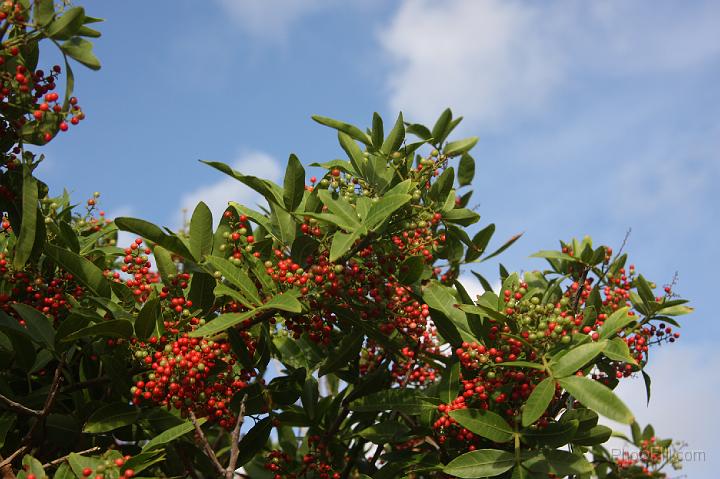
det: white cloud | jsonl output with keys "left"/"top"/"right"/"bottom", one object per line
{"left": 379, "top": 0, "right": 720, "bottom": 127}
{"left": 176, "top": 150, "right": 282, "bottom": 228}
{"left": 604, "top": 343, "right": 720, "bottom": 477}
{"left": 215, "top": 0, "right": 334, "bottom": 40}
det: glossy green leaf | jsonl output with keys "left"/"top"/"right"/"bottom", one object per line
{"left": 44, "top": 244, "right": 110, "bottom": 298}
{"left": 329, "top": 229, "right": 363, "bottom": 262}
{"left": 318, "top": 190, "right": 361, "bottom": 229}
{"left": 205, "top": 255, "right": 261, "bottom": 305}
{"left": 13, "top": 167, "right": 38, "bottom": 269}
{"left": 522, "top": 419, "right": 578, "bottom": 447}
{"left": 134, "top": 297, "right": 160, "bottom": 339}
{"left": 437, "top": 361, "right": 460, "bottom": 405}
{"left": 551, "top": 341, "right": 606, "bottom": 378}
{"left": 46, "top": 6, "right": 84, "bottom": 39}
{"left": 236, "top": 417, "right": 273, "bottom": 467}
{"left": 380, "top": 112, "right": 405, "bottom": 155}
{"left": 397, "top": 255, "right": 425, "bottom": 284}
{"left": 444, "top": 137, "right": 478, "bottom": 157}
{"left": 34, "top": 0, "right": 55, "bottom": 25}
{"left": 365, "top": 194, "right": 411, "bottom": 231}
{"left": 449, "top": 409, "right": 513, "bottom": 442}
{"left": 301, "top": 376, "right": 319, "bottom": 421}
{"left": 458, "top": 153, "right": 475, "bottom": 186}
{"left": 466, "top": 223, "right": 495, "bottom": 262}
{"left": 558, "top": 376, "right": 634, "bottom": 424}
{"left": 443, "top": 449, "right": 515, "bottom": 478}
{"left": 349, "top": 389, "right": 435, "bottom": 414}
{"left": 189, "top": 201, "right": 213, "bottom": 260}
{"left": 11, "top": 303, "right": 55, "bottom": 349}
{"left": 83, "top": 402, "right": 138, "bottom": 433}
{"left": 142, "top": 417, "right": 205, "bottom": 451}
{"left": 60, "top": 319, "right": 133, "bottom": 342}
{"left": 599, "top": 307, "right": 636, "bottom": 339}
{"left": 522, "top": 377, "right": 555, "bottom": 426}
{"left": 153, "top": 245, "right": 177, "bottom": 285}
{"left": 604, "top": 337, "right": 638, "bottom": 365}
{"left": 312, "top": 115, "right": 372, "bottom": 145}
{"left": 283, "top": 153, "right": 305, "bottom": 211}
{"left": 61, "top": 37, "right": 101, "bottom": 70}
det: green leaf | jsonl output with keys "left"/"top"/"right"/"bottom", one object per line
{"left": 437, "top": 361, "right": 460, "bottom": 405}
{"left": 21, "top": 455, "right": 45, "bottom": 479}
{"left": 312, "top": 115, "right": 372, "bottom": 146}
{"left": 429, "top": 167, "right": 454, "bottom": 203}
{"left": 319, "top": 332, "right": 363, "bottom": 376}
{"left": 457, "top": 153, "right": 475, "bottom": 186}
{"left": 542, "top": 449, "right": 594, "bottom": 476}
{"left": 46, "top": 6, "right": 84, "bottom": 39}
{"left": 61, "top": 37, "right": 101, "bottom": 70}
{"left": 236, "top": 417, "right": 273, "bottom": 467}
{"left": 190, "top": 291, "right": 300, "bottom": 337}
{"left": 599, "top": 307, "right": 636, "bottom": 339}
{"left": 60, "top": 319, "right": 133, "bottom": 342}
{"left": 449, "top": 409, "right": 513, "bottom": 443}
{"left": 83, "top": 402, "right": 138, "bottom": 433}
{"left": 423, "top": 282, "right": 472, "bottom": 345}
{"left": 318, "top": 190, "right": 361, "bottom": 229}
{"left": 115, "top": 217, "right": 193, "bottom": 259}
{"left": 349, "top": 389, "right": 435, "bottom": 414}
{"left": 522, "top": 420, "right": 578, "bottom": 448}
{"left": 358, "top": 420, "right": 411, "bottom": 444}
{"left": 371, "top": 112, "right": 384, "bottom": 148}
{"left": 11, "top": 303, "right": 55, "bottom": 349}
{"left": 44, "top": 244, "right": 110, "bottom": 298}
{"left": 642, "top": 370, "right": 652, "bottom": 405}
{"left": 572, "top": 424, "right": 612, "bottom": 446}
{"left": 444, "top": 137, "right": 478, "bottom": 157}
{"left": 338, "top": 131, "right": 367, "bottom": 175}
{"left": 380, "top": 112, "right": 405, "bottom": 155}
{"left": 188, "top": 272, "right": 216, "bottom": 315}
{"left": 530, "top": 250, "right": 581, "bottom": 262}
{"left": 431, "top": 109, "right": 452, "bottom": 146}
{"left": 34, "top": 0, "right": 55, "bottom": 25}
{"left": 443, "top": 449, "right": 515, "bottom": 478}
{"left": 189, "top": 201, "right": 213, "bottom": 260}
{"left": 522, "top": 377, "right": 555, "bottom": 426}
{"left": 329, "top": 229, "right": 363, "bottom": 262}
{"left": 365, "top": 194, "right": 411, "bottom": 231}
{"left": 265, "top": 289, "right": 303, "bottom": 312}
{"left": 142, "top": 418, "right": 205, "bottom": 451}
{"left": 205, "top": 255, "right": 261, "bottom": 305}
{"left": 13, "top": 167, "right": 38, "bottom": 269}
{"left": 301, "top": 376, "right": 319, "bottom": 421}
{"left": 397, "top": 256, "right": 425, "bottom": 285}
{"left": 550, "top": 341, "right": 606, "bottom": 378}
{"left": 466, "top": 223, "right": 495, "bottom": 262}
{"left": 153, "top": 245, "right": 177, "bottom": 285}
{"left": 482, "top": 233, "right": 523, "bottom": 262}
{"left": 135, "top": 297, "right": 160, "bottom": 339}
{"left": 283, "top": 153, "right": 305, "bottom": 211}
{"left": 558, "top": 376, "right": 634, "bottom": 424}
{"left": 604, "top": 337, "right": 638, "bottom": 365}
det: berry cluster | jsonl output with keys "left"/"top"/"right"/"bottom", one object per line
{"left": 130, "top": 333, "right": 254, "bottom": 428}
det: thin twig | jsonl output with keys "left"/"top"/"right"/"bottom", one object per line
{"left": 42, "top": 447, "right": 101, "bottom": 469}
{"left": 226, "top": 394, "right": 248, "bottom": 479}
{"left": 0, "top": 357, "right": 66, "bottom": 470}
{"left": 189, "top": 411, "right": 226, "bottom": 477}
{"left": 0, "top": 394, "right": 41, "bottom": 417}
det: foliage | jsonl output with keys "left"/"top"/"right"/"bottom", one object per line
{"left": 0, "top": 2, "right": 691, "bottom": 478}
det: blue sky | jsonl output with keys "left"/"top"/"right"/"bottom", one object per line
{"left": 36, "top": 1, "right": 719, "bottom": 475}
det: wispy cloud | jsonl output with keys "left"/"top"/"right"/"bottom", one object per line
{"left": 176, "top": 150, "right": 282, "bottom": 228}
{"left": 379, "top": 0, "right": 720, "bottom": 127}
{"left": 215, "top": 0, "right": 336, "bottom": 41}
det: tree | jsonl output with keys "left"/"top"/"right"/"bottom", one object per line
{"left": 0, "top": 2, "right": 690, "bottom": 478}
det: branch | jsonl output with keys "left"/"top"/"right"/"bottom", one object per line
{"left": 226, "top": 394, "right": 248, "bottom": 479}
{"left": 0, "top": 357, "right": 66, "bottom": 470}
{"left": 0, "top": 394, "right": 41, "bottom": 417}
{"left": 189, "top": 411, "right": 226, "bottom": 478}
{"left": 42, "top": 447, "right": 101, "bottom": 469}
